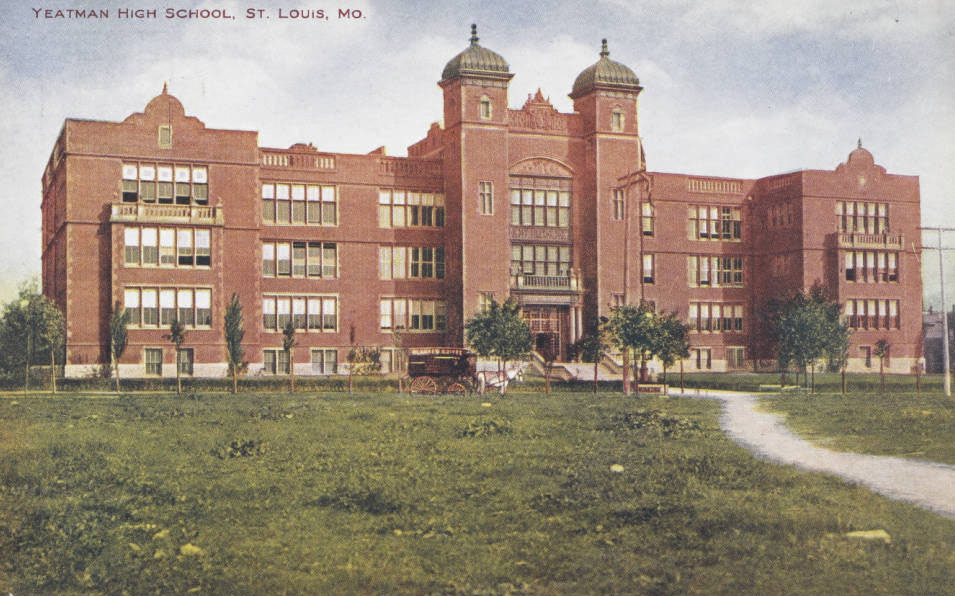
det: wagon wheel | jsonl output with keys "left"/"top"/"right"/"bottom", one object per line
{"left": 446, "top": 382, "right": 468, "bottom": 396}
{"left": 410, "top": 376, "right": 438, "bottom": 395}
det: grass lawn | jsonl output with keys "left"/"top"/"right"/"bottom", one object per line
{"left": 759, "top": 390, "right": 955, "bottom": 466}
{"left": 2, "top": 390, "right": 954, "bottom": 595}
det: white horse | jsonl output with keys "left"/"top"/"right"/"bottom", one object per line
{"left": 476, "top": 363, "right": 526, "bottom": 395}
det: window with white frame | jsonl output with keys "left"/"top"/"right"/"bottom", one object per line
{"left": 641, "top": 202, "right": 654, "bottom": 236}
{"left": 642, "top": 254, "right": 655, "bottom": 284}
{"left": 687, "top": 255, "right": 744, "bottom": 287}
{"left": 511, "top": 244, "right": 571, "bottom": 277}
{"left": 125, "top": 227, "right": 210, "bottom": 268}
{"left": 262, "top": 241, "right": 337, "bottom": 278}
{"left": 688, "top": 302, "right": 744, "bottom": 333}
{"left": 379, "top": 246, "right": 445, "bottom": 280}
{"left": 262, "top": 183, "right": 337, "bottom": 226}
{"left": 836, "top": 201, "right": 888, "bottom": 234}
{"left": 379, "top": 298, "right": 446, "bottom": 332}
{"left": 693, "top": 348, "right": 712, "bottom": 370}
{"left": 177, "top": 348, "right": 193, "bottom": 376}
{"left": 144, "top": 348, "right": 163, "bottom": 376}
{"left": 509, "top": 176, "right": 571, "bottom": 228}
{"left": 844, "top": 298, "right": 899, "bottom": 330}
{"left": 687, "top": 205, "right": 741, "bottom": 241}
{"left": 124, "top": 287, "right": 211, "bottom": 328}
{"left": 378, "top": 189, "right": 445, "bottom": 228}
{"left": 262, "top": 295, "right": 337, "bottom": 332}
{"left": 122, "top": 163, "right": 207, "bottom": 205}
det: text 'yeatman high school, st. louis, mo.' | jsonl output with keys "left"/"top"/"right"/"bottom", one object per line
{"left": 41, "top": 26, "right": 922, "bottom": 379}
{"left": 31, "top": 7, "right": 362, "bottom": 20}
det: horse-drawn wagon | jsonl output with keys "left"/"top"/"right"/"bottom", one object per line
{"left": 406, "top": 348, "right": 477, "bottom": 394}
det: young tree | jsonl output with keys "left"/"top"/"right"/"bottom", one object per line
{"left": 874, "top": 338, "right": 890, "bottom": 393}
{"left": 654, "top": 311, "right": 690, "bottom": 392}
{"left": 772, "top": 286, "right": 848, "bottom": 393}
{"left": 827, "top": 325, "right": 852, "bottom": 395}
{"left": 610, "top": 303, "right": 659, "bottom": 394}
{"left": 0, "top": 282, "right": 64, "bottom": 391}
{"left": 224, "top": 294, "right": 245, "bottom": 394}
{"left": 109, "top": 303, "right": 130, "bottom": 392}
{"left": 579, "top": 316, "right": 613, "bottom": 394}
{"left": 165, "top": 319, "right": 186, "bottom": 394}
{"left": 282, "top": 320, "right": 297, "bottom": 392}
{"left": 465, "top": 298, "right": 533, "bottom": 371}
{"left": 464, "top": 298, "right": 532, "bottom": 395}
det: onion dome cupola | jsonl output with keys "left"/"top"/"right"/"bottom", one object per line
{"left": 441, "top": 24, "right": 513, "bottom": 82}
{"left": 570, "top": 39, "right": 642, "bottom": 99}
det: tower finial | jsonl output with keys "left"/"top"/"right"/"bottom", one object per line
{"left": 162, "top": 81, "right": 168, "bottom": 95}
{"left": 470, "top": 23, "right": 479, "bottom": 45}
{"left": 857, "top": 138, "right": 862, "bottom": 149}
{"left": 600, "top": 39, "right": 609, "bottom": 58}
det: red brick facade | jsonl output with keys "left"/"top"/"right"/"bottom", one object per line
{"left": 41, "top": 35, "right": 922, "bottom": 378}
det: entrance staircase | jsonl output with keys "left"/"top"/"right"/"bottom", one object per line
{"left": 528, "top": 351, "right": 618, "bottom": 382}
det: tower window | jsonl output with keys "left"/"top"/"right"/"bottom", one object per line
{"left": 611, "top": 109, "right": 624, "bottom": 132}
{"left": 480, "top": 96, "right": 492, "bottom": 120}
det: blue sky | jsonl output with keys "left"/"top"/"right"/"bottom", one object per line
{"left": 3, "top": 0, "right": 953, "bottom": 306}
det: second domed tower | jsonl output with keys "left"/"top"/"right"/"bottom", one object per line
{"left": 570, "top": 39, "right": 642, "bottom": 137}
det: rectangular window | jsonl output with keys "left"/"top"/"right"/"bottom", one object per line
{"left": 145, "top": 348, "right": 163, "bottom": 376}
{"left": 689, "top": 204, "right": 741, "bottom": 241}
{"left": 160, "top": 289, "right": 176, "bottom": 325}
{"left": 612, "top": 189, "right": 624, "bottom": 221}
{"left": 177, "top": 348, "right": 193, "bottom": 376}
{"left": 291, "top": 185, "right": 306, "bottom": 224}
{"left": 177, "top": 289, "right": 194, "bottom": 326}
{"left": 727, "top": 347, "right": 746, "bottom": 369}
{"left": 142, "top": 289, "right": 158, "bottom": 326}
{"left": 263, "top": 350, "right": 277, "bottom": 375}
{"left": 378, "top": 189, "right": 443, "bottom": 229}
{"left": 511, "top": 244, "right": 571, "bottom": 279}
{"left": 509, "top": 177, "right": 571, "bottom": 228}
{"left": 263, "top": 297, "right": 276, "bottom": 330}
{"left": 641, "top": 202, "right": 654, "bottom": 236}
{"left": 124, "top": 228, "right": 141, "bottom": 265}
{"left": 293, "top": 298, "right": 307, "bottom": 330}
{"left": 123, "top": 163, "right": 207, "bottom": 205}
{"left": 142, "top": 228, "right": 159, "bottom": 265}
{"left": 642, "top": 253, "right": 654, "bottom": 284}
{"left": 293, "top": 242, "right": 307, "bottom": 277}
{"left": 277, "top": 349, "right": 290, "bottom": 375}
{"left": 277, "top": 243, "right": 291, "bottom": 276}
{"left": 479, "top": 181, "right": 494, "bottom": 215}
{"left": 263, "top": 243, "right": 276, "bottom": 277}
{"left": 277, "top": 298, "right": 291, "bottom": 330}
{"left": 160, "top": 229, "right": 176, "bottom": 266}
{"left": 124, "top": 289, "right": 141, "bottom": 326}
{"left": 688, "top": 302, "right": 744, "bottom": 333}
{"left": 379, "top": 298, "right": 446, "bottom": 332}
{"left": 196, "top": 289, "right": 211, "bottom": 326}
{"left": 177, "top": 229, "right": 193, "bottom": 266}
{"left": 263, "top": 295, "right": 337, "bottom": 333}
{"left": 861, "top": 346, "right": 872, "bottom": 368}
{"left": 311, "top": 349, "right": 338, "bottom": 375}
{"left": 694, "top": 348, "right": 712, "bottom": 370}
{"left": 263, "top": 349, "right": 290, "bottom": 375}
{"left": 195, "top": 230, "right": 210, "bottom": 266}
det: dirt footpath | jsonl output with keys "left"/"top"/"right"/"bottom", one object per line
{"left": 682, "top": 389, "right": 955, "bottom": 519}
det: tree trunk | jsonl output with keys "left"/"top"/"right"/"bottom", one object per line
{"left": 916, "top": 366, "right": 921, "bottom": 394}
{"left": 879, "top": 359, "right": 885, "bottom": 393}
{"left": 348, "top": 367, "right": 353, "bottom": 394}
{"left": 176, "top": 350, "right": 182, "bottom": 395}
{"left": 634, "top": 352, "right": 641, "bottom": 395}
{"left": 289, "top": 349, "right": 295, "bottom": 393}
{"left": 622, "top": 349, "right": 630, "bottom": 395}
{"left": 24, "top": 334, "right": 30, "bottom": 392}
{"left": 592, "top": 359, "right": 598, "bottom": 394}
{"left": 662, "top": 363, "right": 668, "bottom": 394}
{"left": 841, "top": 368, "right": 846, "bottom": 395}
{"left": 544, "top": 363, "right": 551, "bottom": 394}
{"left": 114, "top": 353, "right": 121, "bottom": 392}
{"left": 232, "top": 363, "right": 238, "bottom": 394}
{"left": 50, "top": 347, "right": 57, "bottom": 394}
{"left": 810, "top": 362, "right": 815, "bottom": 394}
{"left": 680, "top": 360, "right": 684, "bottom": 393}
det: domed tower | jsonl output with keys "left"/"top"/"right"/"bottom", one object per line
{"left": 570, "top": 39, "right": 643, "bottom": 136}
{"left": 439, "top": 23, "right": 513, "bottom": 128}
{"left": 438, "top": 25, "right": 514, "bottom": 343}
{"left": 570, "top": 40, "right": 646, "bottom": 322}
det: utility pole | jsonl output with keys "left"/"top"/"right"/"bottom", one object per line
{"left": 920, "top": 227, "right": 954, "bottom": 396}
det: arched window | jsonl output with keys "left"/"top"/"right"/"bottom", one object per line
{"left": 480, "top": 95, "right": 492, "bottom": 120}
{"left": 611, "top": 108, "right": 624, "bottom": 132}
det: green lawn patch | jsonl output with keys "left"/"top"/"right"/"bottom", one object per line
{"left": 1, "top": 391, "right": 954, "bottom": 594}
{"left": 760, "top": 391, "right": 955, "bottom": 466}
